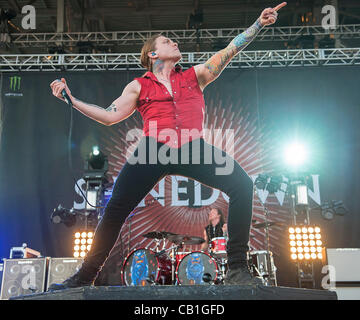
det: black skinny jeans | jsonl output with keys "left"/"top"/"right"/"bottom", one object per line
{"left": 81, "top": 137, "right": 254, "bottom": 277}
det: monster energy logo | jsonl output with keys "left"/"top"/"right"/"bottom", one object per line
{"left": 10, "top": 76, "right": 21, "bottom": 91}
{"left": 5, "top": 76, "right": 23, "bottom": 97}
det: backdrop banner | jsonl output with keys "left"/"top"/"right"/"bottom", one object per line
{"left": 1, "top": 66, "right": 359, "bottom": 288}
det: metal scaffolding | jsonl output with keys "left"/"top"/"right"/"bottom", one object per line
{"left": 5, "top": 24, "right": 360, "bottom": 48}
{"left": 0, "top": 48, "right": 359, "bottom": 72}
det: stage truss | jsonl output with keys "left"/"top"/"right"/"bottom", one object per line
{"left": 5, "top": 24, "right": 360, "bottom": 48}
{"left": 0, "top": 48, "right": 359, "bottom": 72}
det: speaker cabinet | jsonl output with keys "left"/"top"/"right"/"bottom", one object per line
{"left": 46, "top": 257, "right": 83, "bottom": 291}
{"left": 0, "top": 258, "right": 47, "bottom": 300}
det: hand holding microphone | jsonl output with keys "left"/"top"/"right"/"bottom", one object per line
{"left": 50, "top": 78, "right": 73, "bottom": 105}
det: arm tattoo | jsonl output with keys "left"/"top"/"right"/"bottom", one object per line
{"left": 204, "top": 18, "right": 263, "bottom": 77}
{"left": 74, "top": 98, "right": 117, "bottom": 112}
{"left": 105, "top": 103, "right": 117, "bottom": 112}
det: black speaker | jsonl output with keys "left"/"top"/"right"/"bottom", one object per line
{"left": 46, "top": 257, "right": 83, "bottom": 290}
{"left": 0, "top": 258, "right": 48, "bottom": 300}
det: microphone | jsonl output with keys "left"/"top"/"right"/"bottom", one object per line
{"left": 55, "top": 79, "right": 72, "bottom": 105}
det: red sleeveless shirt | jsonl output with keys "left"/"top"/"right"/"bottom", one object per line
{"left": 134, "top": 66, "right": 205, "bottom": 148}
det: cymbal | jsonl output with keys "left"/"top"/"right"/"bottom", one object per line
{"left": 252, "top": 222, "right": 284, "bottom": 229}
{"left": 142, "top": 231, "right": 178, "bottom": 239}
{"left": 167, "top": 234, "right": 205, "bottom": 245}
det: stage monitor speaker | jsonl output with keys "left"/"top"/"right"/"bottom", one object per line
{"left": 46, "top": 257, "right": 83, "bottom": 291}
{"left": 0, "top": 258, "right": 48, "bottom": 300}
{"left": 326, "top": 248, "right": 360, "bottom": 300}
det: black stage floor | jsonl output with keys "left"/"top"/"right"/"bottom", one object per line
{"left": 10, "top": 284, "right": 337, "bottom": 300}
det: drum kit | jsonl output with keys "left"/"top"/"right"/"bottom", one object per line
{"left": 121, "top": 220, "right": 280, "bottom": 286}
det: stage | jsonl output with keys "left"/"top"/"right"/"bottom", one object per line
{"left": 10, "top": 284, "right": 337, "bottom": 300}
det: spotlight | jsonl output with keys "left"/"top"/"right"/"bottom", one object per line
{"left": 255, "top": 174, "right": 269, "bottom": 190}
{"left": 319, "top": 200, "right": 348, "bottom": 220}
{"left": 283, "top": 142, "right": 308, "bottom": 168}
{"left": 288, "top": 225, "right": 323, "bottom": 261}
{"left": 296, "top": 185, "right": 309, "bottom": 206}
{"left": 51, "top": 205, "right": 76, "bottom": 227}
{"left": 255, "top": 174, "right": 286, "bottom": 194}
{"left": 84, "top": 146, "right": 108, "bottom": 179}
{"left": 88, "top": 146, "right": 106, "bottom": 170}
{"left": 0, "top": 8, "right": 17, "bottom": 21}
{"left": 266, "top": 175, "right": 282, "bottom": 193}
{"left": 73, "top": 230, "right": 94, "bottom": 258}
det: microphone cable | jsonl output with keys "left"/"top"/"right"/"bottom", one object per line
{"left": 56, "top": 79, "right": 106, "bottom": 210}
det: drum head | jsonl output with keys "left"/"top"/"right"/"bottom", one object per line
{"left": 176, "top": 251, "right": 218, "bottom": 285}
{"left": 122, "top": 249, "right": 158, "bottom": 286}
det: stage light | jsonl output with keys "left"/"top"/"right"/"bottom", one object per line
{"left": 296, "top": 185, "right": 309, "bottom": 205}
{"left": 92, "top": 146, "right": 100, "bottom": 156}
{"left": 283, "top": 142, "right": 308, "bottom": 168}
{"left": 88, "top": 146, "right": 106, "bottom": 170}
{"left": 51, "top": 205, "right": 76, "bottom": 227}
{"left": 289, "top": 225, "right": 323, "bottom": 261}
{"left": 73, "top": 230, "right": 94, "bottom": 258}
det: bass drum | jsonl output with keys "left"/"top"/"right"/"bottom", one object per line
{"left": 176, "top": 251, "right": 219, "bottom": 285}
{"left": 121, "top": 248, "right": 172, "bottom": 286}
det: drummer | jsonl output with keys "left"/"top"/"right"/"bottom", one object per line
{"left": 201, "top": 208, "right": 228, "bottom": 252}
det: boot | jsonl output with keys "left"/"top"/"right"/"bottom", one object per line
{"left": 47, "top": 268, "right": 96, "bottom": 291}
{"left": 224, "top": 260, "right": 263, "bottom": 286}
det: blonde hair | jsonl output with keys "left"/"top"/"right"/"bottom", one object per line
{"left": 140, "top": 34, "right": 162, "bottom": 72}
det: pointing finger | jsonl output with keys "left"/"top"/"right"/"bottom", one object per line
{"left": 273, "top": 2, "right": 287, "bottom": 12}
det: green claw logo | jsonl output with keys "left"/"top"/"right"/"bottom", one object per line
{"left": 10, "top": 76, "right": 21, "bottom": 91}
